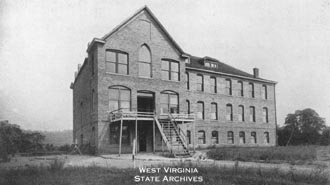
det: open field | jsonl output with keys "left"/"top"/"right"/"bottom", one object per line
{"left": 0, "top": 146, "right": 329, "bottom": 185}
{"left": 0, "top": 162, "right": 328, "bottom": 185}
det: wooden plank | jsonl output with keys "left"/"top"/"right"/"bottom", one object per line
{"left": 119, "top": 117, "right": 123, "bottom": 156}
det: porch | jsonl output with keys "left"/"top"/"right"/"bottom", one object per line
{"left": 108, "top": 109, "right": 195, "bottom": 157}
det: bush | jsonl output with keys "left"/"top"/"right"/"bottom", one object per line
{"left": 48, "top": 158, "right": 65, "bottom": 171}
{"left": 207, "top": 146, "right": 317, "bottom": 164}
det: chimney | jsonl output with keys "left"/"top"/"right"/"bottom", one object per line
{"left": 253, "top": 68, "right": 259, "bottom": 78}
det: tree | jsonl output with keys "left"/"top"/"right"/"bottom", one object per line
{"left": 319, "top": 127, "right": 330, "bottom": 146}
{"left": 279, "top": 108, "right": 326, "bottom": 145}
{"left": 0, "top": 120, "right": 45, "bottom": 161}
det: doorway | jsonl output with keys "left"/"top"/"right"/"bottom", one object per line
{"left": 137, "top": 91, "right": 154, "bottom": 112}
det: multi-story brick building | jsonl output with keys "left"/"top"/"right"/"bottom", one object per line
{"left": 70, "top": 6, "right": 277, "bottom": 156}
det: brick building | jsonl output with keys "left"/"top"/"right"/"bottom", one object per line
{"left": 70, "top": 6, "right": 277, "bottom": 156}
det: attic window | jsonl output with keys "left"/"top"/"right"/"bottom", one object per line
{"left": 204, "top": 61, "right": 217, "bottom": 68}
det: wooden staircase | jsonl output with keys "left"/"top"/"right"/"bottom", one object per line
{"left": 154, "top": 114, "right": 190, "bottom": 158}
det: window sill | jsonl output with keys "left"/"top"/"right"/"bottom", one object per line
{"left": 161, "top": 79, "right": 181, "bottom": 83}
{"left": 105, "top": 72, "right": 130, "bottom": 77}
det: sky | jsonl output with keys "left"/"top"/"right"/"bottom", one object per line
{"left": 0, "top": 0, "right": 330, "bottom": 131}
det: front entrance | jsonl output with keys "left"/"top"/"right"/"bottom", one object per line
{"left": 137, "top": 91, "right": 154, "bottom": 112}
{"left": 138, "top": 122, "right": 153, "bottom": 152}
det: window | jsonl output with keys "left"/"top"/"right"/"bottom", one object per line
{"left": 161, "top": 59, "right": 179, "bottom": 81}
{"left": 263, "top": 107, "right": 269, "bottom": 123}
{"left": 197, "top": 74, "right": 204, "bottom": 91}
{"left": 249, "top": 83, "right": 254, "bottom": 98}
{"left": 196, "top": 101, "right": 204, "bottom": 120}
{"left": 138, "top": 45, "right": 151, "bottom": 78}
{"left": 226, "top": 104, "right": 233, "bottom": 121}
{"left": 105, "top": 50, "right": 128, "bottom": 74}
{"left": 239, "top": 131, "right": 245, "bottom": 144}
{"left": 251, "top": 132, "right": 257, "bottom": 144}
{"left": 109, "top": 86, "right": 131, "bottom": 112}
{"left": 187, "top": 130, "right": 191, "bottom": 144}
{"left": 262, "top": 85, "right": 267, "bottom": 99}
{"left": 211, "top": 131, "right": 219, "bottom": 144}
{"left": 264, "top": 132, "right": 270, "bottom": 144}
{"left": 160, "top": 91, "right": 179, "bottom": 113}
{"left": 210, "top": 77, "right": 217, "bottom": 93}
{"left": 249, "top": 106, "right": 255, "bottom": 122}
{"left": 205, "top": 61, "right": 217, "bottom": 68}
{"left": 110, "top": 122, "right": 130, "bottom": 144}
{"left": 91, "top": 89, "right": 95, "bottom": 112}
{"left": 238, "top": 105, "right": 244, "bottom": 122}
{"left": 225, "top": 79, "right": 232, "bottom": 95}
{"left": 91, "top": 53, "right": 95, "bottom": 76}
{"left": 210, "top": 103, "right": 218, "bottom": 120}
{"left": 198, "top": 130, "right": 205, "bottom": 144}
{"left": 186, "top": 72, "right": 190, "bottom": 90}
{"left": 227, "top": 131, "right": 234, "bottom": 144}
{"left": 186, "top": 100, "right": 190, "bottom": 114}
{"left": 238, "top": 81, "right": 243, "bottom": 96}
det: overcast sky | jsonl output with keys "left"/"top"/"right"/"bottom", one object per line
{"left": 1, "top": 0, "right": 330, "bottom": 131}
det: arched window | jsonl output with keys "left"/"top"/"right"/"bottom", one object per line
{"left": 187, "top": 130, "right": 191, "bottom": 144}
{"left": 263, "top": 107, "right": 269, "bottom": 123}
{"left": 197, "top": 74, "right": 204, "bottom": 91}
{"left": 225, "top": 79, "right": 232, "bottom": 95}
{"left": 198, "top": 130, "right": 205, "bottom": 144}
{"left": 211, "top": 131, "right": 219, "bottom": 144}
{"left": 162, "top": 59, "right": 179, "bottom": 81}
{"left": 249, "top": 83, "right": 254, "bottom": 98}
{"left": 210, "top": 77, "right": 217, "bottom": 93}
{"left": 226, "top": 104, "right": 233, "bottom": 121}
{"left": 186, "top": 100, "right": 190, "bottom": 114}
{"left": 264, "top": 132, "right": 270, "bottom": 144}
{"left": 238, "top": 105, "right": 244, "bottom": 122}
{"left": 262, "top": 85, "right": 267, "bottom": 99}
{"left": 249, "top": 106, "right": 255, "bottom": 122}
{"left": 109, "top": 86, "right": 131, "bottom": 112}
{"left": 197, "top": 101, "right": 204, "bottom": 120}
{"left": 227, "top": 131, "right": 234, "bottom": 144}
{"left": 160, "top": 91, "right": 178, "bottom": 113}
{"left": 238, "top": 81, "right": 243, "bottom": 96}
{"left": 105, "top": 50, "right": 128, "bottom": 74}
{"left": 138, "top": 45, "right": 151, "bottom": 78}
{"left": 239, "top": 131, "right": 245, "bottom": 144}
{"left": 250, "top": 132, "right": 257, "bottom": 144}
{"left": 210, "top": 103, "right": 218, "bottom": 120}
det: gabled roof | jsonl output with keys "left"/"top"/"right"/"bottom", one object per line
{"left": 94, "top": 5, "right": 184, "bottom": 54}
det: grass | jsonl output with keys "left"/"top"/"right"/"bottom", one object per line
{"left": 207, "top": 146, "right": 318, "bottom": 164}
{"left": 0, "top": 161, "right": 328, "bottom": 185}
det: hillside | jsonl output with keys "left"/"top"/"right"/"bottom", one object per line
{"left": 41, "top": 130, "right": 72, "bottom": 146}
